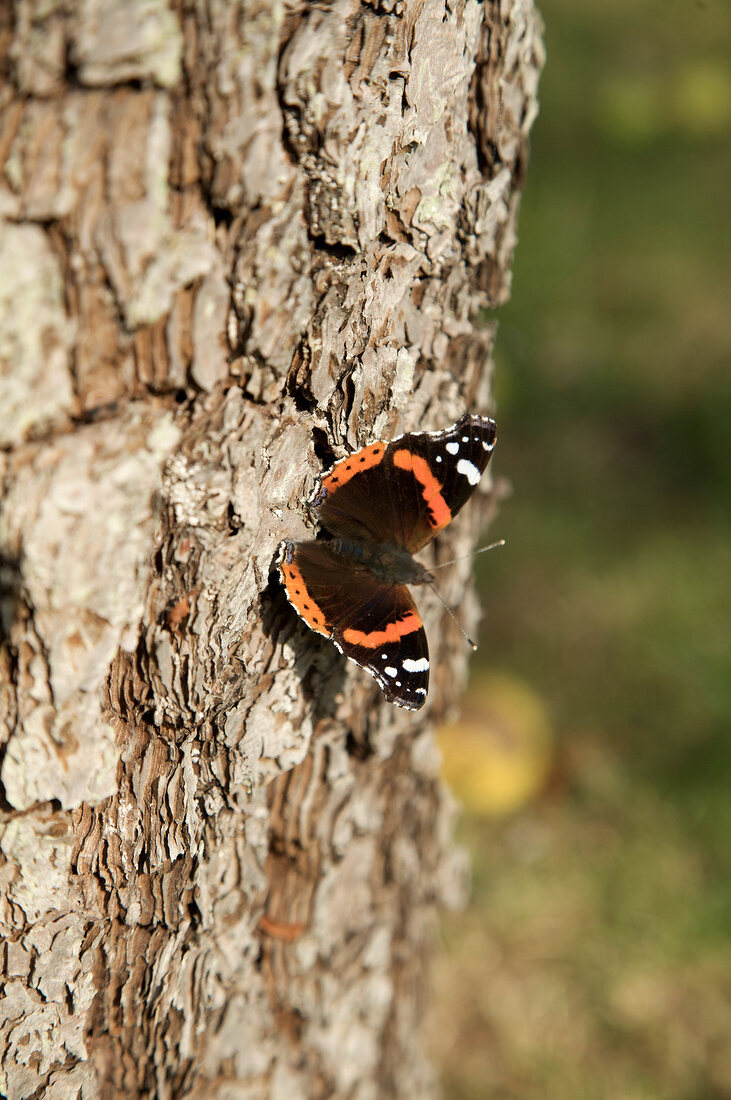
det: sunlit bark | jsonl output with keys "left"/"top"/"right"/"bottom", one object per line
{"left": 0, "top": 2, "right": 543, "bottom": 1095}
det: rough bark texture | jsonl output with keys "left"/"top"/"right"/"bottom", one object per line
{"left": 0, "top": 2, "right": 543, "bottom": 1097}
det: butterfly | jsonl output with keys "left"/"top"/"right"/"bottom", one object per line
{"left": 278, "top": 414, "right": 497, "bottom": 709}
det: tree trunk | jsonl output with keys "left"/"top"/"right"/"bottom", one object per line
{"left": 0, "top": 2, "right": 543, "bottom": 1097}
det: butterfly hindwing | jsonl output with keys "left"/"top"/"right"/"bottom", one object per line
{"left": 278, "top": 540, "right": 429, "bottom": 710}
{"left": 313, "top": 414, "right": 497, "bottom": 552}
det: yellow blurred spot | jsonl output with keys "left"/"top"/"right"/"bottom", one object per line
{"left": 672, "top": 63, "right": 731, "bottom": 138}
{"left": 437, "top": 672, "right": 553, "bottom": 817}
{"left": 598, "top": 64, "right": 731, "bottom": 145}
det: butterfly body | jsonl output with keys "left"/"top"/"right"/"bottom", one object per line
{"left": 325, "top": 537, "right": 435, "bottom": 586}
{"left": 278, "top": 414, "right": 497, "bottom": 710}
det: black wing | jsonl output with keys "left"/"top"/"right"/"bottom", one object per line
{"left": 312, "top": 414, "right": 497, "bottom": 553}
{"left": 278, "top": 540, "right": 430, "bottom": 709}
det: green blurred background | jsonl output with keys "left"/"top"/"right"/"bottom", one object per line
{"left": 430, "top": 1, "right": 731, "bottom": 1096}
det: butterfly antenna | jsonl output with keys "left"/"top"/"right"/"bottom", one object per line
{"left": 428, "top": 582, "right": 478, "bottom": 651}
{"left": 431, "top": 539, "right": 506, "bottom": 570}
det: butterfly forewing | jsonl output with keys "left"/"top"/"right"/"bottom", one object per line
{"left": 390, "top": 414, "right": 497, "bottom": 551}
{"left": 313, "top": 414, "right": 497, "bottom": 553}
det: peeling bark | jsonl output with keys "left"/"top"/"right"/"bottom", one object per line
{"left": 0, "top": 1, "right": 543, "bottom": 1097}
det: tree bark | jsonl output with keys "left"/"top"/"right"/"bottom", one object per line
{"left": 0, "top": 2, "right": 543, "bottom": 1097}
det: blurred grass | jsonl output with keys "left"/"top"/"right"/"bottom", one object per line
{"left": 430, "top": 1, "right": 731, "bottom": 1096}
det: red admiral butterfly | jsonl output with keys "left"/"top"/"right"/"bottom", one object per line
{"left": 278, "top": 414, "right": 497, "bottom": 710}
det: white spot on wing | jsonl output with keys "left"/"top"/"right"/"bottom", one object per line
{"left": 457, "top": 458, "right": 481, "bottom": 485}
{"left": 445, "top": 441, "right": 459, "bottom": 455}
{"left": 461, "top": 435, "right": 469, "bottom": 442}
{"left": 403, "top": 657, "right": 429, "bottom": 673}
{"left": 482, "top": 439, "right": 494, "bottom": 451}
{"left": 414, "top": 687, "right": 427, "bottom": 696}
{"left": 385, "top": 666, "right": 398, "bottom": 677}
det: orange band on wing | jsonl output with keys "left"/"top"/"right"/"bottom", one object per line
{"left": 342, "top": 611, "right": 422, "bottom": 648}
{"left": 392, "top": 449, "right": 451, "bottom": 530}
{"left": 279, "top": 559, "right": 330, "bottom": 636}
{"left": 321, "top": 442, "right": 385, "bottom": 493}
